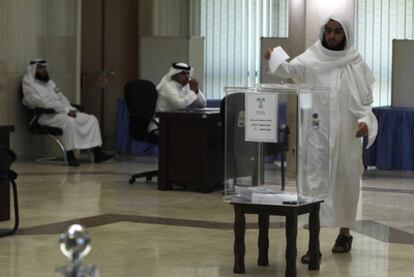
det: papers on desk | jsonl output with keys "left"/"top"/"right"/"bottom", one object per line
{"left": 235, "top": 185, "right": 284, "bottom": 199}
{"left": 191, "top": 107, "right": 220, "bottom": 112}
{"left": 269, "top": 46, "right": 290, "bottom": 73}
{"left": 252, "top": 192, "right": 298, "bottom": 205}
{"left": 234, "top": 185, "right": 312, "bottom": 205}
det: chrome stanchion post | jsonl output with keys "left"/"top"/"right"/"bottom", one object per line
{"left": 56, "top": 224, "right": 99, "bottom": 277}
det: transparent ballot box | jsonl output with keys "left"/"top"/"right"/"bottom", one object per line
{"left": 223, "top": 84, "right": 330, "bottom": 205}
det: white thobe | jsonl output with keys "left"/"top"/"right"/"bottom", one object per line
{"left": 269, "top": 41, "right": 378, "bottom": 227}
{"left": 22, "top": 79, "right": 102, "bottom": 151}
{"left": 149, "top": 80, "right": 207, "bottom": 131}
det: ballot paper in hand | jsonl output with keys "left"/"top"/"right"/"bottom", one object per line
{"left": 269, "top": 46, "right": 290, "bottom": 73}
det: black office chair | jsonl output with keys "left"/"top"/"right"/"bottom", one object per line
{"left": 20, "top": 84, "right": 92, "bottom": 165}
{"left": 124, "top": 80, "right": 159, "bottom": 184}
{"left": 20, "top": 83, "right": 68, "bottom": 164}
{"left": 220, "top": 93, "right": 289, "bottom": 189}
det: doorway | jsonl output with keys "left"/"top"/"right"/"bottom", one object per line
{"left": 81, "top": 0, "right": 138, "bottom": 149}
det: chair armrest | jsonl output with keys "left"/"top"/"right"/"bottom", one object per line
{"left": 23, "top": 106, "right": 63, "bottom": 136}
{"left": 131, "top": 113, "right": 160, "bottom": 128}
{"left": 149, "top": 117, "right": 160, "bottom": 128}
{"left": 35, "top": 107, "right": 56, "bottom": 114}
{"left": 71, "top": 103, "right": 84, "bottom": 112}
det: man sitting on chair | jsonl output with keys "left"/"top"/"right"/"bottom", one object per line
{"left": 148, "top": 62, "right": 207, "bottom": 132}
{"left": 22, "top": 59, "right": 113, "bottom": 166}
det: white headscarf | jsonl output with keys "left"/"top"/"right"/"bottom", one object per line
{"left": 294, "top": 15, "right": 363, "bottom": 70}
{"left": 319, "top": 14, "right": 353, "bottom": 50}
{"left": 156, "top": 62, "right": 194, "bottom": 91}
{"left": 22, "top": 59, "right": 70, "bottom": 113}
{"left": 23, "top": 59, "right": 49, "bottom": 84}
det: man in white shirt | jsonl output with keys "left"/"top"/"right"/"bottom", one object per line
{"left": 149, "top": 62, "right": 207, "bottom": 132}
{"left": 22, "top": 59, "right": 114, "bottom": 166}
{"left": 265, "top": 14, "right": 378, "bottom": 261}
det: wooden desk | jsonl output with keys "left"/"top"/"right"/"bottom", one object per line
{"left": 0, "top": 125, "right": 14, "bottom": 221}
{"left": 231, "top": 199, "right": 322, "bottom": 277}
{"left": 157, "top": 110, "right": 223, "bottom": 193}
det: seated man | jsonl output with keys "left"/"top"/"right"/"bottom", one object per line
{"left": 22, "top": 59, "right": 113, "bottom": 166}
{"left": 148, "top": 62, "right": 207, "bottom": 132}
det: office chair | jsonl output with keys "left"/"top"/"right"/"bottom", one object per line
{"left": 124, "top": 79, "right": 159, "bottom": 184}
{"left": 220, "top": 93, "right": 289, "bottom": 189}
{"left": 20, "top": 84, "right": 93, "bottom": 165}
{"left": 20, "top": 83, "right": 68, "bottom": 165}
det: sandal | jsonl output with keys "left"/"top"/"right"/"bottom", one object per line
{"left": 300, "top": 251, "right": 322, "bottom": 265}
{"left": 332, "top": 234, "right": 353, "bottom": 253}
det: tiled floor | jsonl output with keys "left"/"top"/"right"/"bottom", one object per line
{"left": 1, "top": 155, "right": 414, "bottom": 276}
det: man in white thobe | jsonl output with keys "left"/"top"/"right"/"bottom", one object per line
{"left": 22, "top": 59, "right": 113, "bottom": 166}
{"left": 148, "top": 62, "right": 207, "bottom": 132}
{"left": 265, "top": 14, "right": 378, "bottom": 260}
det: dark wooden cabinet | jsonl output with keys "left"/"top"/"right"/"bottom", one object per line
{"left": 157, "top": 110, "right": 223, "bottom": 193}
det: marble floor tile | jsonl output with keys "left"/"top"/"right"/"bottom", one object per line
{"left": 1, "top": 156, "right": 414, "bottom": 276}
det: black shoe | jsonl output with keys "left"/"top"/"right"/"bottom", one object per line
{"left": 332, "top": 234, "right": 353, "bottom": 253}
{"left": 94, "top": 152, "right": 115, "bottom": 163}
{"left": 66, "top": 151, "right": 80, "bottom": 167}
{"left": 300, "top": 251, "right": 322, "bottom": 265}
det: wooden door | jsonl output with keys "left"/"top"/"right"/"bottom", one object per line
{"left": 81, "top": 0, "right": 138, "bottom": 149}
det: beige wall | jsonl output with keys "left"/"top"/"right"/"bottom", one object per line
{"left": 153, "top": 0, "right": 189, "bottom": 36}
{"left": 139, "top": 0, "right": 154, "bottom": 37}
{"left": 289, "top": 0, "right": 306, "bottom": 56}
{"left": 0, "top": 0, "right": 79, "bottom": 159}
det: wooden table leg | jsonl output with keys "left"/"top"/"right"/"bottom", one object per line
{"left": 285, "top": 214, "right": 297, "bottom": 277}
{"left": 158, "top": 117, "right": 172, "bottom": 191}
{"left": 308, "top": 203, "right": 321, "bottom": 270}
{"left": 258, "top": 212, "right": 269, "bottom": 266}
{"left": 234, "top": 204, "right": 246, "bottom": 273}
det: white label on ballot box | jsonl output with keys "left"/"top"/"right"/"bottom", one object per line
{"left": 245, "top": 92, "right": 278, "bottom": 142}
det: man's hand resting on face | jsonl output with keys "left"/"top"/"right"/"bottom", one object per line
{"left": 189, "top": 79, "right": 199, "bottom": 94}
{"left": 68, "top": 110, "right": 77, "bottom": 118}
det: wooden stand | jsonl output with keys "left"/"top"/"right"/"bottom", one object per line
{"left": 232, "top": 199, "right": 322, "bottom": 277}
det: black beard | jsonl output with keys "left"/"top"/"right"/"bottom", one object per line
{"left": 322, "top": 38, "right": 346, "bottom": 51}
{"left": 35, "top": 72, "right": 50, "bottom": 83}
